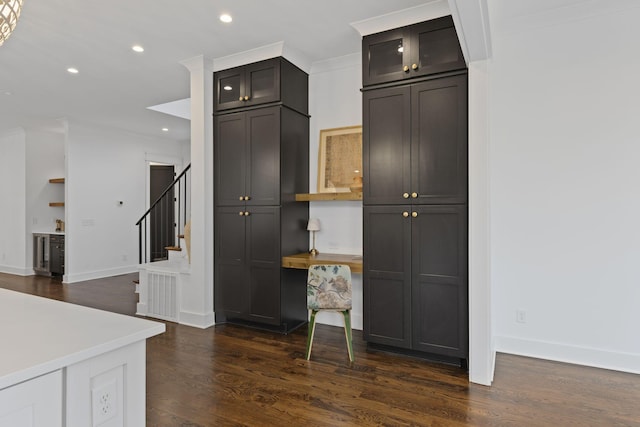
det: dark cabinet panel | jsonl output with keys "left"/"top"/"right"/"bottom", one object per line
{"left": 214, "top": 58, "right": 309, "bottom": 332}
{"left": 49, "top": 235, "right": 65, "bottom": 276}
{"left": 363, "top": 74, "right": 467, "bottom": 206}
{"left": 362, "top": 86, "right": 411, "bottom": 205}
{"left": 411, "top": 75, "right": 467, "bottom": 204}
{"left": 247, "top": 207, "right": 280, "bottom": 324}
{"left": 411, "top": 205, "right": 467, "bottom": 357}
{"left": 362, "top": 22, "right": 468, "bottom": 363}
{"left": 363, "top": 206, "right": 411, "bottom": 348}
{"left": 214, "top": 57, "right": 307, "bottom": 114}
{"left": 214, "top": 58, "right": 279, "bottom": 111}
{"left": 215, "top": 107, "right": 281, "bottom": 207}
{"left": 362, "top": 16, "right": 465, "bottom": 87}
{"left": 364, "top": 204, "right": 468, "bottom": 358}
{"left": 215, "top": 208, "right": 249, "bottom": 318}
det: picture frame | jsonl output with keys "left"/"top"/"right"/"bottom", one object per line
{"left": 317, "top": 125, "right": 363, "bottom": 193}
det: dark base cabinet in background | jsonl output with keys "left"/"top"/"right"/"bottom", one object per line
{"left": 362, "top": 17, "right": 468, "bottom": 366}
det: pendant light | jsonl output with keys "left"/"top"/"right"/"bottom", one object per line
{"left": 0, "top": 0, "right": 23, "bottom": 46}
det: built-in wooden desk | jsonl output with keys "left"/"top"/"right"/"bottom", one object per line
{"left": 281, "top": 252, "right": 362, "bottom": 273}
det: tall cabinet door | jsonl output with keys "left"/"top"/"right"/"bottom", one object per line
{"left": 246, "top": 107, "right": 281, "bottom": 206}
{"left": 246, "top": 206, "right": 281, "bottom": 325}
{"left": 215, "top": 207, "right": 249, "bottom": 319}
{"left": 363, "top": 86, "right": 411, "bottom": 205}
{"left": 411, "top": 204, "right": 467, "bottom": 357}
{"left": 215, "top": 113, "right": 247, "bottom": 206}
{"left": 411, "top": 75, "right": 467, "bottom": 205}
{"left": 363, "top": 205, "right": 412, "bottom": 348}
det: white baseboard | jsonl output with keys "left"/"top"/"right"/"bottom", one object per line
{"left": 495, "top": 335, "right": 640, "bottom": 375}
{"left": 179, "top": 310, "right": 215, "bottom": 329}
{"left": 0, "top": 265, "right": 33, "bottom": 276}
{"left": 64, "top": 266, "right": 138, "bottom": 283}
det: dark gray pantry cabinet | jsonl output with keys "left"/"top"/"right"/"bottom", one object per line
{"left": 213, "top": 57, "right": 309, "bottom": 333}
{"left": 362, "top": 16, "right": 469, "bottom": 365}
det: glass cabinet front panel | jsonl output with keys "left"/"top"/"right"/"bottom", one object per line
{"left": 218, "top": 75, "right": 241, "bottom": 105}
{"left": 369, "top": 38, "right": 404, "bottom": 79}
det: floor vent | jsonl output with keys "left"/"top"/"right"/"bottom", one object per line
{"left": 147, "top": 271, "right": 178, "bottom": 322}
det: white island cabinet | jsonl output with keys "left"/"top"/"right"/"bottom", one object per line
{"left": 0, "top": 289, "right": 165, "bottom": 427}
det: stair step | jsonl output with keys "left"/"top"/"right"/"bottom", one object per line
{"left": 165, "top": 246, "right": 182, "bottom": 252}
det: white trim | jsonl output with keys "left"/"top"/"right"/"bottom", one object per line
{"left": 178, "top": 310, "right": 215, "bottom": 329}
{"left": 63, "top": 266, "right": 138, "bottom": 284}
{"left": 350, "top": 1, "right": 450, "bottom": 36}
{"left": 310, "top": 53, "right": 361, "bottom": 75}
{"left": 0, "top": 265, "right": 33, "bottom": 276}
{"left": 495, "top": 335, "right": 640, "bottom": 375}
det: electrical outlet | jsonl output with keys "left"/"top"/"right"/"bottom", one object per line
{"left": 92, "top": 379, "right": 118, "bottom": 425}
{"left": 516, "top": 309, "right": 527, "bottom": 324}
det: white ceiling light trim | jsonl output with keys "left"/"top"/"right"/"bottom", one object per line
{"left": 0, "top": 0, "right": 22, "bottom": 46}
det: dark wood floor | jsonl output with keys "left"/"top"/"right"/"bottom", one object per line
{"left": 2, "top": 273, "right": 639, "bottom": 426}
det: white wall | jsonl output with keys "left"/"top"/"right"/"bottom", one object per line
{"left": 489, "top": 3, "right": 640, "bottom": 372}
{"left": 0, "top": 129, "right": 27, "bottom": 275}
{"left": 308, "top": 54, "right": 364, "bottom": 329}
{"left": 65, "top": 121, "right": 187, "bottom": 283}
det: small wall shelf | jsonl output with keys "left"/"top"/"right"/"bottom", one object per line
{"left": 49, "top": 202, "right": 65, "bottom": 207}
{"left": 49, "top": 178, "right": 65, "bottom": 184}
{"left": 295, "top": 192, "right": 362, "bottom": 202}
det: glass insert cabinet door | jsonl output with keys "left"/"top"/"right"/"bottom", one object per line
{"left": 362, "top": 27, "right": 408, "bottom": 86}
{"left": 218, "top": 73, "right": 241, "bottom": 106}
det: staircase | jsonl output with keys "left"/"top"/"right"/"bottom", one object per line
{"left": 135, "top": 164, "right": 191, "bottom": 323}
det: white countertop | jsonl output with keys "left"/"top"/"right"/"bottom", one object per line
{"left": 32, "top": 231, "right": 65, "bottom": 235}
{"left": 0, "top": 289, "right": 165, "bottom": 390}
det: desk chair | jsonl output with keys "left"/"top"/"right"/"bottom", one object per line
{"left": 305, "top": 264, "right": 354, "bottom": 362}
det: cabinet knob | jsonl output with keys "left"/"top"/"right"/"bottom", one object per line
{"left": 403, "top": 192, "right": 410, "bottom": 199}
{"left": 412, "top": 211, "right": 418, "bottom": 218}
{"left": 403, "top": 65, "right": 410, "bottom": 72}
{"left": 239, "top": 196, "right": 244, "bottom": 201}
{"left": 244, "top": 211, "right": 250, "bottom": 216}
{"left": 244, "top": 95, "right": 250, "bottom": 101}
{"left": 402, "top": 211, "right": 409, "bottom": 218}
{"left": 412, "top": 63, "right": 418, "bottom": 70}
{"left": 238, "top": 97, "right": 244, "bottom": 101}
{"left": 411, "top": 192, "right": 418, "bottom": 198}
{"left": 245, "top": 195, "right": 251, "bottom": 201}
{"left": 238, "top": 211, "right": 244, "bottom": 216}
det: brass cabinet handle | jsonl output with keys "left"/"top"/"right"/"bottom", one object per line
{"left": 244, "top": 211, "right": 250, "bottom": 216}
{"left": 412, "top": 63, "right": 418, "bottom": 70}
{"left": 244, "top": 95, "right": 250, "bottom": 101}
{"left": 411, "top": 192, "right": 418, "bottom": 198}
{"left": 403, "top": 192, "right": 409, "bottom": 199}
{"left": 238, "top": 96, "right": 244, "bottom": 101}
{"left": 412, "top": 212, "right": 418, "bottom": 218}
{"left": 402, "top": 212, "right": 409, "bottom": 218}
{"left": 245, "top": 195, "right": 250, "bottom": 201}
{"left": 403, "top": 65, "right": 410, "bottom": 72}
{"left": 238, "top": 211, "right": 244, "bottom": 216}
{"left": 239, "top": 196, "right": 244, "bottom": 201}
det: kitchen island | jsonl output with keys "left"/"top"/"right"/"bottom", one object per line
{"left": 0, "top": 288, "right": 165, "bottom": 426}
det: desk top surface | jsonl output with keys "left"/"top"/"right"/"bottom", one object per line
{"left": 281, "top": 252, "right": 362, "bottom": 273}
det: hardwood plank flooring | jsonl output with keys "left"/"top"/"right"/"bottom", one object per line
{"left": 1, "top": 272, "right": 639, "bottom": 426}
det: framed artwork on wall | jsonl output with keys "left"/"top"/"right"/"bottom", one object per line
{"left": 317, "top": 125, "right": 362, "bottom": 193}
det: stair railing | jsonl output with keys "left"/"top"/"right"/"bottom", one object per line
{"left": 136, "top": 164, "right": 191, "bottom": 264}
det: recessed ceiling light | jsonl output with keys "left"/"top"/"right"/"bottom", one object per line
{"left": 223, "top": 85, "right": 232, "bottom": 91}
{"left": 162, "top": 128, "right": 169, "bottom": 132}
{"left": 220, "top": 14, "right": 232, "bottom": 23}
{"left": 132, "top": 45, "right": 144, "bottom": 53}
{"left": 67, "top": 67, "right": 79, "bottom": 74}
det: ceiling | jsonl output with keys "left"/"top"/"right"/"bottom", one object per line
{"left": 0, "top": 0, "right": 435, "bottom": 141}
